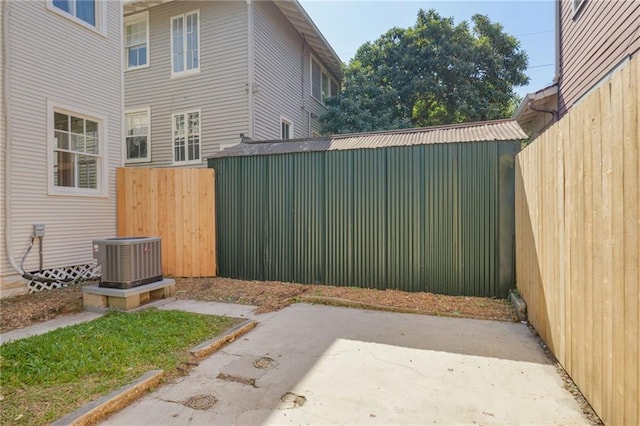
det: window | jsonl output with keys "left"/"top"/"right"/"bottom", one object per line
{"left": 330, "top": 79, "right": 339, "bottom": 98}
{"left": 49, "top": 102, "right": 105, "bottom": 196}
{"left": 311, "top": 58, "right": 322, "bottom": 100}
{"left": 125, "top": 109, "right": 150, "bottom": 163}
{"left": 172, "top": 110, "right": 200, "bottom": 163}
{"left": 281, "top": 118, "right": 293, "bottom": 140}
{"left": 125, "top": 13, "right": 149, "bottom": 70}
{"left": 50, "top": 0, "right": 103, "bottom": 32}
{"left": 321, "top": 72, "right": 329, "bottom": 100}
{"left": 311, "top": 56, "right": 339, "bottom": 104}
{"left": 171, "top": 11, "right": 200, "bottom": 76}
{"left": 572, "top": 0, "right": 586, "bottom": 16}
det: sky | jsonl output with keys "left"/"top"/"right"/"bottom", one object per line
{"left": 299, "top": 0, "right": 556, "bottom": 98}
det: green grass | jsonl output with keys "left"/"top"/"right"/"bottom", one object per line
{"left": 0, "top": 309, "right": 237, "bottom": 425}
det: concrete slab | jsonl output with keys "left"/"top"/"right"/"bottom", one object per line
{"left": 0, "top": 311, "right": 103, "bottom": 345}
{"left": 83, "top": 279, "right": 176, "bottom": 312}
{"left": 159, "top": 299, "right": 273, "bottom": 322}
{"left": 101, "top": 303, "right": 589, "bottom": 425}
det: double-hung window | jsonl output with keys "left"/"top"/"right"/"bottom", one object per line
{"left": 173, "top": 110, "right": 200, "bottom": 163}
{"left": 311, "top": 56, "right": 339, "bottom": 104}
{"left": 171, "top": 11, "right": 200, "bottom": 76}
{"left": 50, "top": 0, "right": 103, "bottom": 32}
{"left": 125, "top": 109, "right": 151, "bottom": 163}
{"left": 281, "top": 118, "right": 293, "bottom": 140}
{"left": 125, "top": 13, "right": 149, "bottom": 70}
{"left": 311, "top": 58, "right": 322, "bottom": 100}
{"left": 50, "top": 103, "right": 105, "bottom": 195}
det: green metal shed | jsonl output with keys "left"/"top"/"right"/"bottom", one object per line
{"left": 208, "top": 119, "right": 527, "bottom": 298}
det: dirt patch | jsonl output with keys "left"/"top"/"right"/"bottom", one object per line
{"left": 0, "top": 282, "right": 87, "bottom": 333}
{"left": 176, "top": 277, "right": 517, "bottom": 321}
{"left": 1, "top": 277, "right": 517, "bottom": 334}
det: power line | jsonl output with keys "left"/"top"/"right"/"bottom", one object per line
{"left": 514, "top": 30, "right": 554, "bottom": 37}
{"left": 528, "top": 63, "right": 554, "bottom": 69}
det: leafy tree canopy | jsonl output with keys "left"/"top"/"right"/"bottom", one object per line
{"left": 320, "top": 9, "right": 529, "bottom": 134}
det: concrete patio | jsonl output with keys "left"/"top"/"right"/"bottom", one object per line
{"left": 97, "top": 301, "right": 589, "bottom": 425}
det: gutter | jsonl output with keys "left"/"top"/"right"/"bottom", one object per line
{"left": 528, "top": 102, "right": 557, "bottom": 121}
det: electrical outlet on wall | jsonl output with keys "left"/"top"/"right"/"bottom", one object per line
{"left": 33, "top": 224, "right": 45, "bottom": 238}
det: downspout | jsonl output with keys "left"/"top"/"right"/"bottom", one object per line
{"left": 553, "top": 0, "right": 561, "bottom": 83}
{"left": 246, "top": 0, "right": 255, "bottom": 139}
{"left": 553, "top": 0, "right": 561, "bottom": 114}
{"left": 300, "top": 35, "right": 310, "bottom": 137}
{"left": 119, "top": 1, "right": 125, "bottom": 168}
{"left": 3, "top": 0, "right": 23, "bottom": 277}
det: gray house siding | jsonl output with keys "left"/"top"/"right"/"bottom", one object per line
{"left": 558, "top": 0, "right": 640, "bottom": 116}
{"left": 253, "top": 1, "right": 306, "bottom": 140}
{"left": 124, "top": 1, "right": 249, "bottom": 167}
{"left": 2, "top": 1, "right": 122, "bottom": 296}
{"left": 252, "top": 1, "right": 340, "bottom": 140}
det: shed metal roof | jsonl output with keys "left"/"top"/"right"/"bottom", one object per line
{"left": 208, "top": 119, "right": 528, "bottom": 159}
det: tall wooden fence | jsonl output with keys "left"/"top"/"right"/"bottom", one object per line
{"left": 117, "top": 168, "right": 216, "bottom": 277}
{"left": 516, "top": 57, "right": 638, "bottom": 425}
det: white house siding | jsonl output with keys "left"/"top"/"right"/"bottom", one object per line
{"left": 1, "top": 1, "right": 122, "bottom": 296}
{"left": 124, "top": 1, "right": 249, "bottom": 167}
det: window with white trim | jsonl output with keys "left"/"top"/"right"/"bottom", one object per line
{"left": 52, "top": 108, "right": 103, "bottom": 193}
{"left": 50, "top": 0, "right": 103, "bottom": 31}
{"left": 572, "top": 0, "right": 586, "bottom": 16}
{"left": 171, "top": 11, "right": 200, "bottom": 76}
{"left": 330, "top": 79, "right": 339, "bottom": 98}
{"left": 311, "top": 56, "right": 339, "bottom": 104}
{"left": 172, "top": 110, "right": 200, "bottom": 163}
{"left": 125, "top": 109, "right": 150, "bottom": 163}
{"left": 281, "top": 118, "right": 292, "bottom": 140}
{"left": 125, "top": 13, "right": 149, "bottom": 70}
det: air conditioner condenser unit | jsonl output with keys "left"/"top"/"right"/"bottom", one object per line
{"left": 93, "top": 237, "right": 163, "bottom": 289}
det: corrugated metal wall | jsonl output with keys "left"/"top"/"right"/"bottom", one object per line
{"left": 209, "top": 141, "right": 519, "bottom": 297}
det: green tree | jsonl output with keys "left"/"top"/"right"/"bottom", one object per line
{"left": 320, "top": 10, "right": 529, "bottom": 134}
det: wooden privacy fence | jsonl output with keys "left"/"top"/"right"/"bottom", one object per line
{"left": 516, "top": 57, "right": 638, "bottom": 426}
{"left": 116, "top": 168, "right": 216, "bottom": 277}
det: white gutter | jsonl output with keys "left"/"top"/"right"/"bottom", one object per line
{"left": 514, "top": 84, "right": 559, "bottom": 119}
{"left": 3, "top": 1, "right": 23, "bottom": 275}
{"left": 247, "top": 0, "right": 255, "bottom": 139}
